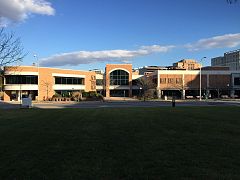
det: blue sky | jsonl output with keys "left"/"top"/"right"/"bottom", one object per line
{"left": 1, "top": 0, "right": 240, "bottom": 70}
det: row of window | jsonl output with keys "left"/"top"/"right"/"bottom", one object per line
{"left": 111, "top": 70, "right": 128, "bottom": 76}
{"left": 6, "top": 75, "right": 239, "bottom": 86}
{"left": 55, "top": 77, "right": 84, "bottom": 85}
{"left": 234, "top": 77, "right": 240, "bottom": 86}
{"left": 110, "top": 80, "right": 129, "bottom": 86}
{"left": 160, "top": 78, "right": 182, "bottom": 84}
{"left": 5, "top": 75, "right": 38, "bottom": 84}
{"left": 110, "top": 70, "right": 129, "bottom": 85}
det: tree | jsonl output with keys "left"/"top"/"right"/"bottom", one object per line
{"left": 136, "top": 76, "right": 157, "bottom": 101}
{"left": 72, "top": 91, "right": 82, "bottom": 101}
{"left": 0, "top": 28, "right": 26, "bottom": 67}
{"left": 41, "top": 80, "right": 52, "bottom": 101}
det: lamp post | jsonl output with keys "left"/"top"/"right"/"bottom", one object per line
{"left": 34, "top": 54, "right": 39, "bottom": 101}
{"left": 199, "top": 57, "right": 206, "bottom": 101}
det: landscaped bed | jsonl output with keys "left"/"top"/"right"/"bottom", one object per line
{"left": 0, "top": 107, "right": 240, "bottom": 179}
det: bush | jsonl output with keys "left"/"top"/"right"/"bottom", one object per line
{"left": 52, "top": 93, "right": 61, "bottom": 98}
{"left": 89, "top": 91, "right": 97, "bottom": 97}
{"left": 81, "top": 91, "right": 104, "bottom": 101}
{"left": 82, "top": 92, "right": 89, "bottom": 97}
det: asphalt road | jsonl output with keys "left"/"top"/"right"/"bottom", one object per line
{"left": 1, "top": 100, "right": 240, "bottom": 109}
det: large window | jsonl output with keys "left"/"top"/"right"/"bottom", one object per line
{"left": 5, "top": 75, "right": 38, "bottom": 84}
{"left": 55, "top": 77, "right": 84, "bottom": 85}
{"left": 110, "top": 70, "right": 129, "bottom": 85}
{"left": 234, "top": 77, "right": 240, "bottom": 86}
{"left": 96, "top": 79, "right": 103, "bottom": 85}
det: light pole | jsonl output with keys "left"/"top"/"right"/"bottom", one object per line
{"left": 34, "top": 54, "right": 39, "bottom": 101}
{"left": 199, "top": 57, "right": 206, "bottom": 101}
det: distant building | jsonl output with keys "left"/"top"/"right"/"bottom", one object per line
{"left": 211, "top": 49, "right": 240, "bottom": 70}
{"left": 172, "top": 59, "right": 201, "bottom": 70}
{"left": 138, "top": 66, "right": 168, "bottom": 75}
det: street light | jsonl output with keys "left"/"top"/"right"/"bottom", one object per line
{"left": 33, "top": 54, "right": 39, "bottom": 101}
{"left": 199, "top": 57, "right": 207, "bottom": 101}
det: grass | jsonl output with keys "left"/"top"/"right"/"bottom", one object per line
{"left": 0, "top": 107, "right": 240, "bottom": 179}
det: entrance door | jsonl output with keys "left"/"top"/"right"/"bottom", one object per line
{"left": 110, "top": 90, "right": 129, "bottom": 97}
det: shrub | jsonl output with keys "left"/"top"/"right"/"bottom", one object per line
{"left": 89, "top": 91, "right": 97, "bottom": 97}
{"left": 52, "top": 93, "right": 61, "bottom": 98}
{"left": 82, "top": 92, "right": 89, "bottom": 97}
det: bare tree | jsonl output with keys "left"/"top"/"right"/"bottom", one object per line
{"left": 0, "top": 28, "right": 26, "bottom": 67}
{"left": 41, "top": 80, "right": 52, "bottom": 101}
{"left": 72, "top": 91, "right": 82, "bottom": 101}
{"left": 136, "top": 76, "right": 157, "bottom": 101}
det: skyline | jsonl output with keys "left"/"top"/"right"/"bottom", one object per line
{"left": 1, "top": 0, "right": 240, "bottom": 70}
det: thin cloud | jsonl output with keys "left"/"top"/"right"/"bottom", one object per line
{"left": 185, "top": 33, "right": 240, "bottom": 51}
{"left": 0, "top": 0, "right": 55, "bottom": 26}
{"left": 40, "top": 45, "right": 175, "bottom": 67}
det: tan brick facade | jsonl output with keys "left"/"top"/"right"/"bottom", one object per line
{"left": 105, "top": 64, "right": 132, "bottom": 97}
{"left": 4, "top": 66, "right": 96, "bottom": 101}
{"left": 2, "top": 64, "right": 239, "bottom": 101}
{"left": 155, "top": 69, "right": 235, "bottom": 99}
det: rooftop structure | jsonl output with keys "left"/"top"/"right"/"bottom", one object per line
{"left": 172, "top": 59, "right": 201, "bottom": 70}
{"left": 211, "top": 49, "right": 240, "bottom": 71}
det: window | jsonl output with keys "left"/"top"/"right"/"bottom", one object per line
{"left": 176, "top": 78, "right": 182, "bottom": 84}
{"left": 168, "top": 78, "right": 174, "bottom": 84}
{"left": 234, "top": 77, "right": 240, "bottom": 86}
{"left": 188, "top": 64, "right": 194, "bottom": 70}
{"left": 110, "top": 70, "right": 129, "bottom": 85}
{"left": 160, "top": 78, "right": 166, "bottom": 84}
{"left": 96, "top": 79, "right": 103, "bottom": 85}
{"left": 5, "top": 75, "right": 38, "bottom": 84}
{"left": 55, "top": 77, "right": 84, "bottom": 85}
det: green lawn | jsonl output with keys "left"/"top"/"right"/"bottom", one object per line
{"left": 0, "top": 107, "right": 240, "bottom": 179}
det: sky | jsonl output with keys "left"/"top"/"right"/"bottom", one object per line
{"left": 0, "top": 0, "right": 240, "bottom": 70}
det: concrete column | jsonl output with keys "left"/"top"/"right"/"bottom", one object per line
{"left": 106, "top": 89, "right": 110, "bottom": 98}
{"left": 182, "top": 74, "right": 185, "bottom": 100}
{"left": 17, "top": 91, "right": 21, "bottom": 101}
{"left": 157, "top": 89, "right": 161, "bottom": 99}
{"left": 182, "top": 90, "right": 186, "bottom": 100}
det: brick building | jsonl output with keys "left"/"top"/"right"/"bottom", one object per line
{"left": 2, "top": 63, "right": 240, "bottom": 101}
{"left": 152, "top": 67, "right": 240, "bottom": 99}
